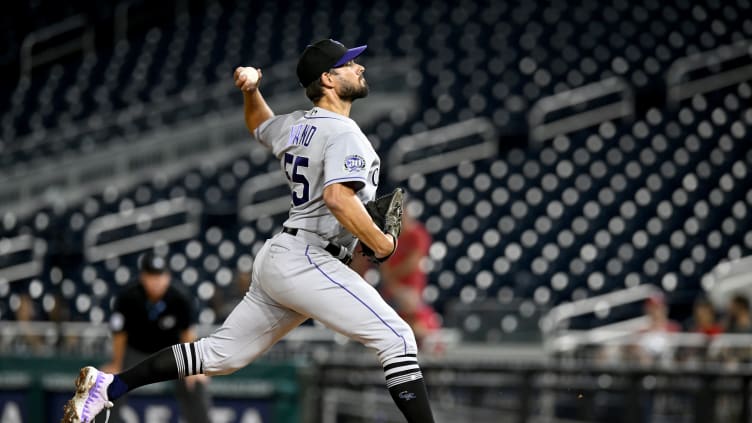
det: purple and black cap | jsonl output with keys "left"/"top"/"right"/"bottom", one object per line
{"left": 296, "top": 39, "right": 367, "bottom": 88}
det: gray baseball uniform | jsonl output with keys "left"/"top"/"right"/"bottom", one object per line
{"left": 61, "top": 39, "right": 433, "bottom": 423}
{"left": 257, "top": 106, "right": 380, "bottom": 250}
{"left": 193, "top": 106, "right": 416, "bottom": 374}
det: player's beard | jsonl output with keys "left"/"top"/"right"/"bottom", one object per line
{"left": 338, "top": 77, "right": 369, "bottom": 102}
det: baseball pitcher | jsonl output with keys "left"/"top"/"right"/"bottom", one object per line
{"left": 62, "top": 39, "right": 435, "bottom": 423}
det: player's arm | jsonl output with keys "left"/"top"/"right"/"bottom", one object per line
{"left": 234, "top": 67, "right": 274, "bottom": 134}
{"left": 102, "top": 332, "right": 127, "bottom": 373}
{"left": 179, "top": 327, "right": 198, "bottom": 344}
{"left": 177, "top": 291, "right": 199, "bottom": 345}
{"left": 324, "top": 183, "right": 395, "bottom": 258}
{"left": 103, "top": 297, "right": 128, "bottom": 373}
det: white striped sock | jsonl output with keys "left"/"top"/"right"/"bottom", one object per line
{"left": 383, "top": 355, "right": 423, "bottom": 389}
{"left": 172, "top": 345, "right": 185, "bottom": 379}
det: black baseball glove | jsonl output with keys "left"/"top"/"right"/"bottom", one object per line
{"left": 360, "top": 188, "right": 404, "bottom": 263}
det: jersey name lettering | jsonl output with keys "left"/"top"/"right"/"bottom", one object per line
{"left": 288, "top": 124, "right": 317, "bottom": 147}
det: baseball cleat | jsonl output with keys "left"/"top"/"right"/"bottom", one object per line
{"left": 61, "top": 366, "right": 114, "bottom": 423}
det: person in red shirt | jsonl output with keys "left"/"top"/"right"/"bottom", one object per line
{"left": 379, "top": 208, "right": 441, "bottom": 345}
{"left": 690, "top": 296, "right": 723, "bottom": 336}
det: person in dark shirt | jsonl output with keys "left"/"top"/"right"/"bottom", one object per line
{"left": 103, "top": 252, "right": 211, "bottom": 423}
{"left": 725, "top": 295, "right": 752, "bottom": 333}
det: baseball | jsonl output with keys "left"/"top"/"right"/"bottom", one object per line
{"left": 241, "top": 67, "right": 259, "bottom": 88}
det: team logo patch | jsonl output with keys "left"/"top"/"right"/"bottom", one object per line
{"left": 344, "top": 155, "right": 366, "bottom": 172}
{"left": 399, "top": 391, "right": 416, "bottom": 401}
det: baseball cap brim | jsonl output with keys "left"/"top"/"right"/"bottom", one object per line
{"left": 334, "top": 45, "right": 367, "bottom": 67}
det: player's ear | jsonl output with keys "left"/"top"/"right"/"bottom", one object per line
{"left": 320, "top": 71, "right": 336, "bottom": 88}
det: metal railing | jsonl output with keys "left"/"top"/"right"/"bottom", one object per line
{"left": 705, "top": 255, "right": 752, "bottom": 310}
{"left": 541, "top": 284, "right": 662, "bottom": 339}
{"left": 237, "top": 171, "right": 289, "bottom": 223}
{"left": 528, "top": 76, "right": 633, "bottom": 143}
{"left": 667, "top": 39, "right": 752, "bottom": 103}
{"left": 313, "top": 347, "right": 752, "bottom": 423}
{"left": 83, "top": 197, "right": 203, "bottom": 262}
{"left": 387, "top": 117, "right": 498, "bottom": 182}
{"left": 0, "top": 234, "right": 45, "bottom": 284}
{"left": 20, "top": 15, "right": 94, "bottom": 76}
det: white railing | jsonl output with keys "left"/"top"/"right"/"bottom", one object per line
{"left": 667, "top": 39, "right": 752, "bottom": 103}
{"left": 237, "top": 171, "right": 289, "bottom": 223}
{"left": 705, "top": 255, "right": 752, "bottom": 309}
{"left": 387, "top": 117, "right": 497, "bottom": 182}
{"left": 0, "top": 234, "right": 45, "bottom": 284}
{"left": 0, "top": 320, "right": 461, "bottom": 361}
{"left": 541, "top": 284, "right": 662, "bottom": 335}
{"left": 20, "top": 15, "right": 94, "bottom": 76}
{"left": 83, "top": 197, "right": 203, "bottom": 262}
{"left": 528, "top": 76, "right": 633, "bottom": 142}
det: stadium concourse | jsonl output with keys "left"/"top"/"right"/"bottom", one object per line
{"left": 1, "top": 0, "right": 752, "bottom": 422}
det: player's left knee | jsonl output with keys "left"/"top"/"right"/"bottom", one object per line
{"left": 400, "top": 319, "right": 419, "bottom": 353}
{"left": 377, "top": 320, "right": 418, "bottom": 360}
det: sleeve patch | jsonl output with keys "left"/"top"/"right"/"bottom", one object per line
{"left": 344, "top": 155, "right": 367, "bottom": 172}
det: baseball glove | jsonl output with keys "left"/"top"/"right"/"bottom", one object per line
{"left": 361, "top": 188, "right": 404, "bottom": 263}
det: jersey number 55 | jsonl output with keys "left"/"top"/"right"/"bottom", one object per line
{"left": 284, "top": 153, "right": 310, "bottom": 206}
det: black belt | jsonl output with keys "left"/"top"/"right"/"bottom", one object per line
{"left": 282, "top": 227, "right": 352, "bottom": 265}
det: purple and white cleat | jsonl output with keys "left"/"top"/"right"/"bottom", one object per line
{"left": 61, "top": 366, "right": 114, "bottom": 423}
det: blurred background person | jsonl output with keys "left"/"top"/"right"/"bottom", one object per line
{"left": 628, "top": 293, "right": 680, "bottom": 366}
{"left": 627, "top": 293, "right": 682, "bottom": 423}
{"left": 378, "top": 203, "right": 441, "bottom": 348}
{"left": 103, "top": 252, "right": 211, "bottom": 423}
{"left": 350, "top": 202, "right": 441, "bottom": 348}
{"left": 676, "top": 296, "right": 723, "bottom": 365}
{"left": 688, "top": 296, "right": 723, "bottom": 337}
{"left": 642, "top": 293, "right": 681, "bottom": 333}
{"left": 724, "top": 294, "right": 752, "bottom": 333}
{"left": 13, "top": 293, "right": 44, "bottom": 353}
{"left": 47, "top": 293, "right": 76, "bottom": 353}
{"left": 719, "top": 294, "right": 752, "bottom": 365}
